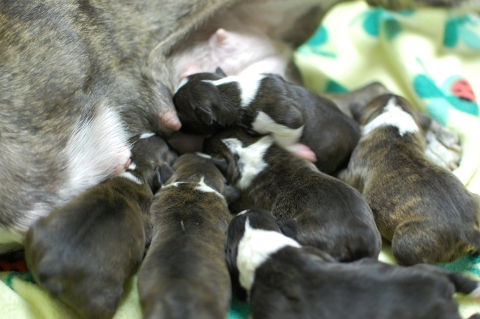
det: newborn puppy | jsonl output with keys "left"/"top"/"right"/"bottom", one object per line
{"left": 174, "top": 69, "right": 360, "bottom": 173}
{"left": 226, "top": 209, "right": 480, "bottom": 319}
{"left": 204, "top": 127, "right": 381, "bottom": 262}
{"left": 339, "top": 94, "right": 480, "bottom": 265}
{"left": 25, "top": 134, "right": 177, "bottom": 319}
{"left": 137, "top": 153, "right": 239, "bottom": 319}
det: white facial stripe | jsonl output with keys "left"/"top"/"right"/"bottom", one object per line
{"left": 237, "top": 219, "right": 301, "bottom": 290}
{"left": 139, "top": 132, "right": 155, "bottom": 139}
{"left": 362, "top": 98, "right": 419, "bottom": 137}
{"left": 195, "top": 176, "right": 222, "bottom": 197}
{"left": 195, "top": 152, "right": 212, "bottom": 159}
{"left": 118, "top": 171, "right": 143, "bottom": 185}
{"left": 251, "top": 111, "right": 304, "bottom": 148}
{"left": 175, "top": 77, "right": 190, "bottom": 92}
{"left": 222, "top": 136, "right": 271, "bottom": 190}
{"left": 237, "top": 210, "right": 249, "bottom": 215}
{"left": 203, "top": 74, "right": 265, "bottom": 108}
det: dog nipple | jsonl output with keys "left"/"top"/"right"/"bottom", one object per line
{"left": 160, "top": 110, "right": 182, "bottom": 131}
{"left": 287, "top": 143, "right": 317, "bottom": 162}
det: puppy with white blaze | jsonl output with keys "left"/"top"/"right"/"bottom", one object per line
{"left": 204, "top": 127, "right": 382, "bottom": 262}
{"left": 173, "top": 69, "right": 361, "bottom": 174}
{"left": 226, "top": 209, "right": 480, "bottom": 319}
{"left": 339, "top": 94, "right": 480, "bottom": 265}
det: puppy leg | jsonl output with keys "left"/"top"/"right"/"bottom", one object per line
{"left": 391, "top": 220, "right": 449, "bottom": 265}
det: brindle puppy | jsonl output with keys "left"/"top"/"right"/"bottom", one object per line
{"left": 339, "top": 94, "right": 480, "bottom": 265}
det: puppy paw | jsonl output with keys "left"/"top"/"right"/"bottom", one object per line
{"left": 424, "top": 120, "right": 461, "bottom": 171}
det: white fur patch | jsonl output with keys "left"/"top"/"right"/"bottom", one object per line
{"left": 195, "top": 176, "right": 222, "bottom": 198}
{"left": 237, "top": 219, "right": 301, "bottom": 290}
{"left": 163, "top": 182, "right": 184, "bottom": 189}
{"left": 203, "top": 74, "right": 265, "bottom": 108}
{"left": 175, "top": 77, "right": 190, "bottom": 92}
{"left": 118, "top": 171, "right": 142, "bottom": 185}
{"left": 195, "top": 152, "right": 212, "bottom": 159}
{"left": 362, "top": 98, "right": 419, "bottom": 137}
{"left": 128, "top": 162, "right": 137, "bottom": 171}
{"left": 251, "top": 111, "right": 304, "bottom": 148}
{"left": 221, "top": 136, "right": 271, "bottom": 190}
{"left": 139, "top": 132, "right": 156, "bottom": 139}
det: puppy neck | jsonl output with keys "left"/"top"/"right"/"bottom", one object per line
{"left": 222, "top": 135, "right": 272, "bottom": 189}
{"left": 236, "top": 219, "right": 301, "bottom": 291}
{"left": 362, "top": 98, "right": 419, "bottom": 137}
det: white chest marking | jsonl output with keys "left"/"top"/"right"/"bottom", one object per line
{"left": 251, "top": 111, "right": 304, "bottom": 148}
{"left": 362, "top": 98, "right": 420, "bottom": 137}
{"left": 203, "top": 74, "right": 265, "bottom": 108}
{"left": 195, "top": 176, "right": 222, "bottom": 198}
{"left": 222, "top": 136, "right": 271, "bottom": 190}
{"left": 237, "top": 219, "right": 301, "bottom": 290}
{"left": 118, "top": 171, "right": 142, "bottom": 185}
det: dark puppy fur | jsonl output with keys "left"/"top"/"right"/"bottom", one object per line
{"left": 204, "top": 127, "right": 381, "bottom": 262}
{"left": 24, "top": 134, "right": 177, "bottom": 319}
{"left": 174, "top": 69, "right": 360, "bottom": 174}
{"left": 339, "top": 94, "right": 480, "bottom": 265}
{"left": 137, "top": 153, "right": 239, "bottom": 319}
{"left": 226, "top": 209, "right": 480, "bottom": 319}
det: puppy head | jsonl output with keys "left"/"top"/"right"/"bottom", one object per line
{"left": 173, "top": 68, "right": 239, "bottom": 134}
{"left": 225, "top": 209, "right": 298, "bottom": 274}
{"left": 203, "top": 127, "right": 271, "bottom": 188}
{"left": 166, "top": 152, "right": 240, "bottom": 204}
{"left": 130, "top": 133, "right": 178, "bottom": 193}
{"left": 350, "top": 94, "right": 430, "bottom": 135}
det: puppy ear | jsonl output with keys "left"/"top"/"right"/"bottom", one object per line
{"left": 417, "top": 112, "right": 432, "bottom": 132}
{"left": 195, "top": 106, "right": 216, "bottom": 125}
{"left": 349, "top": 101, "right": 366, "bottom": 122}
{"left": 159, "top": 163, "right": 175, "bottom": 184}
{"left": 215, "top": 67, "right": 227, "bottom": 77}
{"left": 152, "top": 167, "right": 163, "bottom": 193}
{"left": 212, "top": 157, "right": 229, "bottom": 173}
{"left": 223, "top": 185, "right": 241, "bottom": 204}
{"left": 278, "top": 218, "right": 298, "bottom": 240}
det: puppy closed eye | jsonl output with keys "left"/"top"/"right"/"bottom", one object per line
{"left": 195, "top": 106, "right": 216, "bottom": 125}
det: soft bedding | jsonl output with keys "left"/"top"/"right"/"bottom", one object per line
{"left": 1, "top": 1, "right": 479, "bottom": 318}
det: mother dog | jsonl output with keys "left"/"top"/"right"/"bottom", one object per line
{"left": 0, "top": 0, "right": 465, "bottom": 251}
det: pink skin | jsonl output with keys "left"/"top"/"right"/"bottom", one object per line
{"left": 287, "top": 143, "right": 317, "bottom": 162}
{"left": 114, "top": 148, "right": 133, "bottom": 174}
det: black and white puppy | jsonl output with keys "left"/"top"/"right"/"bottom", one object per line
{"left": 137, "top": 152, "right": 239, "bottom": 319}
{"left": 339, "top": 94, "right": 480, "bottom": 265}
{"left": 173, "top": 69, "right": 360, "bottom": 174}
{"left": 25, "top": 133, "right": 177, "bottom": 319}
{"left": 226, "top": 209, "right": 480, "bottom": 319}
{"left": 204, "top": 127, "right": 381, "bottom": 262}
